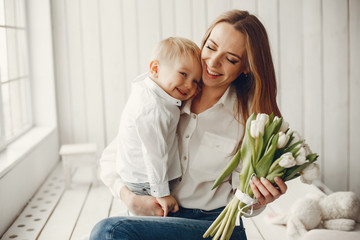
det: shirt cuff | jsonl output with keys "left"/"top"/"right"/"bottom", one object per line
{"left": 150, "top": 182, "right": 170, "bottom": 198}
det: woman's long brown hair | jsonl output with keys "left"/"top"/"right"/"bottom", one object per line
{"left": 201, "top": 10, "right": 281, "bottom": 125}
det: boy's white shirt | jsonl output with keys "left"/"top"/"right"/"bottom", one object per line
{"left": 116, "top": 73, "right": 182, "bottom": 197}
{"left": 100, "top": 72, "right": 265, "bottom": 216}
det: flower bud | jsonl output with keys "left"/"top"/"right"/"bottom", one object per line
{"left": 289, "top": 131, "right": 303, "bottom": 146}
{"left": 279, "top": 152, "right": 296, "bottom": 168}
{"left": 296, "top": 147, "right": 308, "bottom": 165}
{"left": 280, "top": 120, "right": 289, "bottom": 132}
{"left": 303, "top": 143, "right": 312, "bottom": 156}
{"left": 250, "top": 119, "right": 265, "bottom": 139}
{"left": 300, "top": 163, "right": 320, "bottom": 184}
{"left": 256, "top": 113, "right": 269, "bottom": 126}
{"left": 277, "top": 132, "right": 290, "bottom": 149}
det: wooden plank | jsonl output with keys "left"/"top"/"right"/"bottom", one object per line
{"left": 278, "top": 0, "right": 303, "bottom": 132}
{"left": 98, "top": 0, "right": 123, "bottom": 140}
{"left": 191, "top": 0, "right": 207, "bottom": 46}
{"left": 137, "top": 0, "right": 161, "bottom": 74}
{"left": 37, "top": 167, "right": 92, "bottom": 240}
{"left": 98, "top": 0, "right": 125, "bottom": 146}
{"left": 109, "top": 197, "right": 128, "bottom": 217}
{"left": 349, "top": 0, "right": 360, "bottom": 194}
{"left": 65, "top": 0, "right": 87, "bottom": 143}
{"left": 242, "top": 217, "right": 264, "bottom": 240}
{"left": 70, "top": 184, "right": 113, "bottom": 240}
{"left": 206, "top": 0, "right": 232, "bottom": 26}
{"left": 81, "top": 0, "right": 105, "bottom": 152}
{"left": 174, "top": 0, "right": 192, "bottom": 39}
{"left": 160, "top": 0, "right": 175, "bottom": 39}
{"left": 50, "top": 0, "right": 73, "bottom": 144}
{"left": 257, "top": 0, "right": 280, "bottom": 106}
{"left": 302, "top": 0, "right": 323, "bottom": 165}
{"left": 1, "top": 164, "right": 65, "bottom": 240}
{"left": 322, "top": 0, "right": 348, "bottom": 191}
{"left": 231, "top": 0, "right": 256, "bottom": 13}
{"left": 122, "top": 0, "right": 140, "bottom": 95}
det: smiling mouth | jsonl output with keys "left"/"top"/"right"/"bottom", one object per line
{"left": 176, "top": 88, "right": 187, "bottom": 96}
{"left": 206, "top": 66, "right": 222, "bottom": 76}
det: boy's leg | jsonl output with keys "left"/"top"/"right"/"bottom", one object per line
{"left": 90, "top": 216, "right": 246, "bottom": 240}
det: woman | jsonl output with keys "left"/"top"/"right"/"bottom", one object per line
{"left": 91, "top": 10, "right": 287, "bottom": 240}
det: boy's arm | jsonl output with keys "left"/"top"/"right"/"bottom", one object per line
{"left": 99, "top": 135, "right": 124, "bottom": 199}
{"left": 135, "top": 106, "right": 174, "bottom": 198}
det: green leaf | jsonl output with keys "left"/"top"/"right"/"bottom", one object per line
{"left": 255, "top": 133, "right": 279, "bottom": 178}
{"left": 212, "top": 149, "right": 241, "bottom": 190}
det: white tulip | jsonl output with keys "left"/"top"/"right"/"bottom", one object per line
{"left": 273, "top": 116, "right": 289, "bottom": 133}
{"left": 300, "top": 163, "right": 320, "bottom": 184}
{"left": 279, "top": 152, "right": 297, "bottom": 168}
{"left": 277, "top": 132, "right": 290, "bottom": 149}
{"left": 280, "top": 119, "right": 289, "bottom": 133}
{"left": 296, "top": 147, "right": 308, "bottom": 165}
{"left": 256, "top": 113, "right": 269, "bottom": 126}
{"left": 289, "top": 131, "right": 303, "bottom": 146}
{"left": 303, "top": 143, "right": 312, "bottom": 155}
{"left": 250, "top": 119, "right": 265, "bottom": 139}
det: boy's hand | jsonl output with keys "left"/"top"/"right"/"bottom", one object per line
{"left": 156, "top": 195, "right": 179, "bottom": 217}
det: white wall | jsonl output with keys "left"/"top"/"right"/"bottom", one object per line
{"left": 51, "top": 0, "right": 360, "bottom": 195}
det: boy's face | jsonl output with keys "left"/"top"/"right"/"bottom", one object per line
{"left": 152, "top": 55, "right": 202, "bottom": 101}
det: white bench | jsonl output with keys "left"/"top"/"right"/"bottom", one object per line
{"left": 59, "top": 143, "right": 98, "bottom": 189}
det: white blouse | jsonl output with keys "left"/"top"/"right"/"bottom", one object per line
{"left": 99, "top": 78, "right": 265, "bottom": 214}
{"left": 171, "top": 86, "right": 244, "bottom": 210}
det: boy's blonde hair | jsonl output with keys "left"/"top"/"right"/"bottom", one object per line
{"left": 151, "top": 37, "right": 201, "bottom": 65}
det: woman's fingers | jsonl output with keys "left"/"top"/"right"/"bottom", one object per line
{"left": 250, "top": 176, "right": 287, "bottom": 204}
{"left": 274, "top": 177, "right": 287, "bottom": 194}
{"left": 250, "top": 177, "right": 266, "bottom": 204}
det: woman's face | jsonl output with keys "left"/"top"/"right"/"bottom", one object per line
{"left": 201, "top": 22, "right": 248, "bottom": 90}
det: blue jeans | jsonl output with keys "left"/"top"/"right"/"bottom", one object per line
{"left": 90, "top": 207, "right": 247, "bottom": 240}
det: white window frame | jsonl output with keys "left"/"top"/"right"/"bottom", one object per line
{"left": 0, "top": 0, "right": 33, "bottom": 152}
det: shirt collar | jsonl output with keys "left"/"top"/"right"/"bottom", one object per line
{"left": 144, "top": 76, "right": 182, "bottom": 106}
{"left": 181, "top": 85, "right": 236, "bottom": 114}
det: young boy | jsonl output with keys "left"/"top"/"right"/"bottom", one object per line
{"left": 116, "top": 37, "right": 202, "bottom": 216}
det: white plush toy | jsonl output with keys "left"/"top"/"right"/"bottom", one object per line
{"left": 267, "top": 191, "right": 360, "bottom": 240}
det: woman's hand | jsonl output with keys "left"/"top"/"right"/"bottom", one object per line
{"left": 120, "top": 186, "right": 164, "bottom": 216}
{"left": 250, "top": 176, "right": 287, "bottom": 207}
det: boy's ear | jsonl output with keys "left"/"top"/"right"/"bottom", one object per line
{"left": 149, "top": 60, "right": 159, "bottom": 79}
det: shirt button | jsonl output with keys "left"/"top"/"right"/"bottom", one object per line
{"left": 183, "top": 156, "right": 187, "bottom": 160}
{"left": 192, "top": 114, "right": 197, "bottom": 119}
{"left": 185, "top": 134, "right": 190, "bottom": 138}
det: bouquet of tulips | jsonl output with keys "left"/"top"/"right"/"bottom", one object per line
{"left": 203, "top": 113, "right": 319, "bottom": 240}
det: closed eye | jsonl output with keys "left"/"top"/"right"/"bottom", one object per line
{"left": 227, "top": 58, "right": 238, "bottom": 64}
{"left": 206, "top": 45, "right": 215, "bottom": 51}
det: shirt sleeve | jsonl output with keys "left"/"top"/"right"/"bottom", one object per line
{"left": 135, "top": 105, "right": 172, "bottom": 198}
{"left": 99, "top": 135, "right": 124, "bottom": 199}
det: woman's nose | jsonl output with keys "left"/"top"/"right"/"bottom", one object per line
{"left": 207, "top": 53, "right": 221, "bottom": 68}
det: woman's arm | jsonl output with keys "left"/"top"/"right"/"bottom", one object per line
{"left": 120, "top": 186, "right": 164, "bottom": 216}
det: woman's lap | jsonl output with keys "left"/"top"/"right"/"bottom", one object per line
{"left": 90, "top": 207, "right": 247, "bottom": 240}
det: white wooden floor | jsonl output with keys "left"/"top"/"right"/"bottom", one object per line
{"left": 1, "top": 162, "right": 350, "bottom": 240}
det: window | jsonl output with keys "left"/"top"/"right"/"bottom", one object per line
{"left": 0, "top": 0, "right": 32, "bottom": 151}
